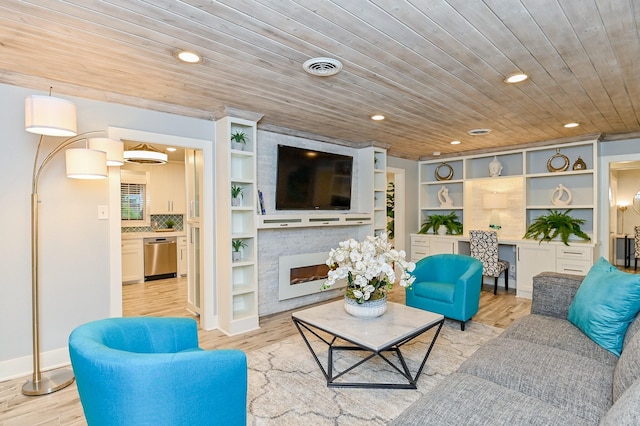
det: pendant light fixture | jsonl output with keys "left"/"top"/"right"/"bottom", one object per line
{"left": 123, "top": 142, "right": 168, "bottom": 164}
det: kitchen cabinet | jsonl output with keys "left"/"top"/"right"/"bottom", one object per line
{"left": 122, "top": 239, "right": 144, "bottom": 283}
{"left": 178, "top": 236, "right": 187, "bottom": 277}
{"left": 150, "top": 162, "right": 186, "bottom": 214}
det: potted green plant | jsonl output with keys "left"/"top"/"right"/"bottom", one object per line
{"left": 231, "top": 239, "right": 247, "bottom": 261}
{"left": 418, "top": 211, "right": 463, "bottom": 235}
{"left": 231, "top": 185, "right": 243, "bottom": 206}
{"left": 523, "top": 209, "right": 590, "bottom": 246}
{"left": 230, "top": 131, "right": 248, "bottom": 150}
{"left": 165, "top": 219, "right": 175, "bottom": 229}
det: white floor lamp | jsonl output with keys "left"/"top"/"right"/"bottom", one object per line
{"left": 22, "top": 92, "right": 123, "bottom": 396}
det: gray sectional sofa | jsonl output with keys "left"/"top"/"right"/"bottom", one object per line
{"left": 392, "top": 271, "right": 640, "bottom": 425}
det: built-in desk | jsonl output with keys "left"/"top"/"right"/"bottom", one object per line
{"left": 410, "top": 233, "right": 599, "bottom": 299}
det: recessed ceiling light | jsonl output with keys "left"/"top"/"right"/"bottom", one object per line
{"left": 174, "top": 49, "right": 203, "bottom": 64}
{"left": 504, "top": 72, "right": 529, "bottom": 83}
{"left": 433, "top": 151, "right": 441, "bottom": 156}
{"left": 468, "top": 128, "right": 491, "bottom": 136}
{"left": 450, "top": 140, "right": 461, "bottom": 145}
{"left": 166, "top": 147, "right": 177, "bottom": 152}
{"left": 370, "top": 114, "right": 385, "bottom": 121}
{"left": 564, "top": 122, "right": 580, "bottom": 128}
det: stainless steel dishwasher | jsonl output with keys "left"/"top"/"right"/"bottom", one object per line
{"left": 144, "top": 237, "right": 177, "bottom": 281}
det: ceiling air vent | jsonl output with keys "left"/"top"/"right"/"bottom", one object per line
{"left": 303, "top": 57, "right": 343, "bottom": 76}
{"left": 467, "top": 128, "right": 492, "bottom": 136}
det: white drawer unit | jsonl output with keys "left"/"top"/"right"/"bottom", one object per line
{"left": 556, "top": 245, "right": 594, "bottom": 275}
{"left": 410, "top": 234, "right": 430, "bottom": 262}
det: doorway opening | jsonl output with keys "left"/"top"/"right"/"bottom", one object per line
{"left": 108, "top": 127, "right": 214, "bottom": 329}
{"left": 387, "top": 167, "right": 406, "bottom": 251}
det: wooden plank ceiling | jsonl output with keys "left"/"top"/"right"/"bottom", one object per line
{"left": 0, "top": 0, "right": 638, "bottom": 159}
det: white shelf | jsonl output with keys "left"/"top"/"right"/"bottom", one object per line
{"left": 257, "top": 213, "right": 372, "bottom": 229}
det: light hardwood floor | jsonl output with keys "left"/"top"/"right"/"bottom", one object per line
{"left": 1, "top": 278, "right": 531, "bottom": 424}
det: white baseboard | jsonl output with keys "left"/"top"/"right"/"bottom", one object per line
{"left": 0, "top": 347, "right": 70, "bottom": 382}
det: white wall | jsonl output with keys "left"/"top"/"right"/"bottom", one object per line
{"left": 0, "top": 83, "right": 213, "bottom": 380}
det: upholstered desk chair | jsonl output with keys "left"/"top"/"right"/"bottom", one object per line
{"left": 469, "top": 230, "right": 509, "bottom": 295}
{"left": 635, "top": 226, "right": 640, "bottom": 271}
{"left": 69, "top": 317, "right": 247, "bottom": 426}
{"left": 406, "top": 254, "right": 483, "bottom": 331}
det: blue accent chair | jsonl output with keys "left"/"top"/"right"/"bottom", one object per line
{"left": 406, "top": 254, "right": 483, "bottom": 331}
{"left": 69, "top": 317, "right": 247, "bottom": 426}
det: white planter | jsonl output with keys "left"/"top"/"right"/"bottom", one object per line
{"left": 232, "top": 251, "right": 241, "bottom": 262}
{"left": 344, "top": 295, "right": 387, "bottom": 318}
{"left": 232, "top": 197, "right": 241, "bottom": 207}
{"left": 231, "top": 142, "right": 244, "bottom": 151}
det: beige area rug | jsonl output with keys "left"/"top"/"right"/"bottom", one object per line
{"left": 247, "top": 319, "right": 502, "bottom": 425}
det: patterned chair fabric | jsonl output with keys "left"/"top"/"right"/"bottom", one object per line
{"left": 469, "top": 230, "right": 509, "bottom": 295}
{"left": 635, "top": 226, "right": 640, "bottom": 271}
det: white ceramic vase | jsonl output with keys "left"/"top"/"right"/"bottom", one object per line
{"left": 344, "top": 294, "right": 387, "bottom": 318}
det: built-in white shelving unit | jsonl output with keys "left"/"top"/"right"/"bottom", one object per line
{"left": 418, "top": 139, "right": 598, "bottom": 241}
{"left": 414, "top": 139, "right": 599, "bottom": 298}
{"left": 214, "top": 109, "right": 263, "bottom": 336}
{"left": 358, "top": 146, "right": 388, "bottom": 236}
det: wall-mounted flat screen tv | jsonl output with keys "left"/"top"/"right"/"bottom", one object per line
{"left": 276, "top": 145, "right": 353, "bottom": 210}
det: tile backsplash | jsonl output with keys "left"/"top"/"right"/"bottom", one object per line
{"left": 121, "top": 214, "right": 184, "bottom": 233}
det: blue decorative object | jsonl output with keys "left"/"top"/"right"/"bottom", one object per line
{"left": 69, "top": 317, "right": 247, "bottom": 426}
{"left": 568, "top": 257, "right": 640, "bottom": 356}
{"left": 406, "top": 254, "right": 483, "bottom": 331}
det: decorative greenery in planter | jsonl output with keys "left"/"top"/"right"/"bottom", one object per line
{"left": 231, "top": 239, "right": 247, "bottom": 261}
{"left": 232, "top": 239, "right": 247, "bottom": 252}
{"left": 165, "top": 219, "right": 175, "bottom": 229}
{"left": 231, "top": 185, "right": 244, "bottom": 199}
{"left": 231, "top": 185, "right": 243, "bottom": 206}
{"left": 386, "top": 181, "right": 395, "bottom": 240}
{"left": 523, "top": 209, "right": 590, "bottom": 246}
{"left": 230, "top": 131, "right": 248, "bottom": 148}
{"left": 418, "top": 211, "right": 463, "bottom": 235}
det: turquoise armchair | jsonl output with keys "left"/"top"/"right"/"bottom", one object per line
{"left": 69, "top": 317, "right": 247, "bottom": 426}
{"left": 406, "top": 254, "right": 483, "bottom": 330}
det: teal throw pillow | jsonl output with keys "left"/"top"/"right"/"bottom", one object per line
{"left": 568, "top": 257, "right": 640, "bottom": 356}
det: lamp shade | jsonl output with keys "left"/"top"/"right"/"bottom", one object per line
{"left": 25, "top": 95, "right": 77, "bottom": 137}
{"left": 65, "top": 149, "right": 108, "bottom": 179}
{"left": 483, "top": 192, "right": 508, "bottom": 209}
{"left": 89, "top": 138, "right": 124, "bottom": 166}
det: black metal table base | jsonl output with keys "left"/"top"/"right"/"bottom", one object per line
{"left": 293, "top": 318, "right": 444, "bottom": 389}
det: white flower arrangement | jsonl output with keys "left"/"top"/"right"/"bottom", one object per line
{"left": 322, "top": 233, "right": 416, "bottom": 304}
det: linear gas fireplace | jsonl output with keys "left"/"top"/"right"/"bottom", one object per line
{"left": 279, "top": 253, "right": 346, "bottom": 300}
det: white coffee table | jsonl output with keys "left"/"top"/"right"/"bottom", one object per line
{"left": 292, "top": 300, "right": 444, "bottom": 389}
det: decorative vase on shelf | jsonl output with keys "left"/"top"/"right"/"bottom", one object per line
{"left": 489, "top": 156, "right": 503, "bottom": 177}
{"left": 344, "top": 294, "right": 387, "bottom": 318}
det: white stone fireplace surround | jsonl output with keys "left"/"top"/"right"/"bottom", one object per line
{"left": 258, "top": 227, "right": 363, "bottom": 316}
{"left": 279, "top": 252, "right": 347, "bottom": 301}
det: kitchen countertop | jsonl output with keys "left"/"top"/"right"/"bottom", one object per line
{"left": 121, "top": 231, "right": 186, "bottom": 240}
